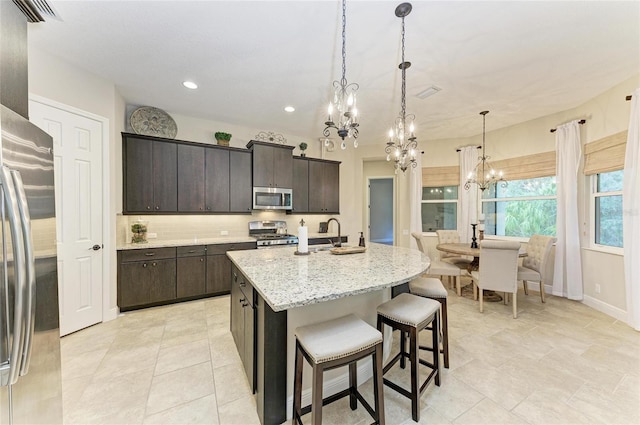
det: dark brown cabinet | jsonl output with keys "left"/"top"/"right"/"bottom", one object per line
{"left": 206, "top": 242, "right": 256, "bottom": 295}
{"left": 117, "top": 247, "right": 177, "bottom": 310}
{"left": 118, "top": 242, "right": 255, "bottom": 311}
{"left": 123, "top": 134, "right": 178, "bottom": 213}
{"left": 230, "top": 264, "right": 256, "bottom": 393}
{"left": 205, "top": 148, "right": 230, "bottom": 212}
{"left": 176, "top": 245, "right": 207, "bottom": 298}
{"left": 291, "top": 158, "right": 309, "bottom": 213}
{"left": 229, "top": 151, "right": 252, "bottom": 212}
{"left": 290, "top": 157, "right": 340, "bottom": 214}
{"left": 178, "top": 144, "right": 205, "bottom": 212}
{"left": 123, "top": 133, "right": 252, "bottom": 215}
{"left": 247, "top": 141, "right": 294, "bottom": 188}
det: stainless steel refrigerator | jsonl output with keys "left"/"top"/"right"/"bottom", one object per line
{"left": 0, "top": 105, "right": 62, "bottom": 424}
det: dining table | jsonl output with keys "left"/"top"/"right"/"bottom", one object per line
{"left": 436, "top": 242, "right": 527, "bottom": 272}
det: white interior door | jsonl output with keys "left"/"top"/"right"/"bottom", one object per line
{"left": 29, "top": 99, "right": 104, "bottom": 336}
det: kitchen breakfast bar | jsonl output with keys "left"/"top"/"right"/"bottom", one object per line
{"left": 227, "top": 243, "right": 430, "bottom": 424}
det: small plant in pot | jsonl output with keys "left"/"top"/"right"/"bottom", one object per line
{"left": 215, "top": 132, "right": 232, "bottom": 146}
{"left": 131, "top": 221, "right": 148, "bottom": 244}
{"left": 299, "top": 142, "right": 308, "bottom": 157}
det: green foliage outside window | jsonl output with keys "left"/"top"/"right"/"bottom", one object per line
{"left": 483, "top": 176, "right": 557, "bottom": 237}
{"left": 595, "top": 170, "right": 623, "bottom": 248}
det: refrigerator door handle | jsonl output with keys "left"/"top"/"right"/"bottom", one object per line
{"left": 11, "top": 170, "right": 36, "bottom": 376}
{"left": 0, "top": 166, "right": 27, "bottom": 386}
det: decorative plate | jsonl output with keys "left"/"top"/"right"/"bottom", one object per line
{"left": 130, "top": 106, "right": 178, "bottom": 138}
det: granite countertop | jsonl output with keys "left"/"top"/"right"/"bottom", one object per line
{"left": 227, "top": 242, "right": 430, "bottom": 312}
{"left": 117, "top": 236, "right": 256, "bottom": 250}
{"left": 117, "top": 234, "right": 342, "bottom": 250}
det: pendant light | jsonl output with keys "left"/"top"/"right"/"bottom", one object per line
{"left": 385, "top": 2, "right": 417, "bottom": 173}
{"left": 464, "top": 111, "right": 507, "bottom": 191}
{"left": 323, "top": 0, "right": 360, "bottom": 150}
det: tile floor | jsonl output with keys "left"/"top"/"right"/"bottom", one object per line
{"left": 61, "top": 282, "right": 640, "bottom": 424}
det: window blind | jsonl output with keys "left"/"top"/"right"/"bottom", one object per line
{"left": 583, "top": 131, "right": 627, "bottom": 175}
{"left": 421, "top": 165, "right": 459, "bottom": 187}
{"left": 491, "top": 151, "right": 556, "bottom": 181}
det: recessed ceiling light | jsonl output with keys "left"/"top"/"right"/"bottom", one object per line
{"left": 183, "top": 81, "right": 198, "bottom": 89}
{"left": 416, "top": 85, "right": 441, "bottom": 99}
{"left": 284, "top": 106, "right": 295, "bottom": 112}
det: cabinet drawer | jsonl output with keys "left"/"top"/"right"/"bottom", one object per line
{"left": 207, "top": 242, "right": 256, "bottom": 255}
{"left": 120, "top": 247, "right": 176, "bottom": 262}
{"left": 177, "top": 245, "right": 207, "bottom": 257}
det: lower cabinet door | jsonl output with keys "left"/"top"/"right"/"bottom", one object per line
{"left": 206, "top": 255, "right": 231, "bottom": 294}
{"left": 148, "top": 259, "right": 177, "bottom": 303}
{"left": 177, "top": 256, "right": 206, "bottom": 298}
{"left": 119, "top": 261, "right": 152, "bottom": 308}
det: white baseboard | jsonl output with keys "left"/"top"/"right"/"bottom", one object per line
{"left": 285, "top": 359, "right": 374, "bottom": 421}
{"left": 104, "top": 306, "right": 119, "bottom": 322}
{"left": 582, "top": 295, "right": 627, "bottom": 322}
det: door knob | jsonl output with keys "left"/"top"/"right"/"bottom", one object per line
{"left": 89, "top": 244, "right": 102, "bottom": 251}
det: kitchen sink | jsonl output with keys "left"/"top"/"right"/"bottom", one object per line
{"left": 309, "top": 244, "right": 348, "bottom": 253}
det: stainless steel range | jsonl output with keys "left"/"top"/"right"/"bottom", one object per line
{"left": 249, "top": 220, "right": 299, "bottom": 248}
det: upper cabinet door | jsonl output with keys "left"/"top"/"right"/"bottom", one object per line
{"left": 273, "top": 147, "right": 293, "bottom": 188}
{"left": 152, "top": 141, "right": 178, "bottom": 212}
{"left": 205, "top": 147, "right": 230, "bottom": 212}
{"left": 292, "top": 158, "right": 309, "bottom": 213}
{"left": 308, "top": 160, "right": 325, "bottom": 213}
{"left": 323, "top": 162, "right": 340, "bottom": 214}
{"left": 178, "top": 144, "right": 205, "bottom": 212}
{"left": 230, "top": 150, "right": 252, "bottom": 212}
{"left": 251, "top": 144, "right": 273, "bottom": 187}
{"left": 248, "top": 141, "right": 294, "bottom": 188}
{"left": 124, "top": 137, "right": 154, "bottom": 212}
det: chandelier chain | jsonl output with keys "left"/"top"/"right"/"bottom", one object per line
{"left": 341, "top": 0, "right": 347, "bottom": 83}
{"left": 400, "top": 14, "right": 406, "bottom": 121}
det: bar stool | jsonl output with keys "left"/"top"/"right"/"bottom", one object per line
{"left": 292, "top": 314, "right": 385, "bottom": 425}
{"left": 377, "top": 293, "right": 440, "bottom": 422}
{"left": 409, "top": 277, "right": 450, "bottom": 368}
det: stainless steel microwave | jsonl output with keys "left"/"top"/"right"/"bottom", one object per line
{"left": 253, "top": 187, "right": 292, "bottom": 210}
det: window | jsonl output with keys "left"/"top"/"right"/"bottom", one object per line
{"left": 593, "top": 170, "right": 623, "bottom": 248}
{"left": 421, "top": 186, "right": 458, "bottom": 232}
{"left": 482, "top": 176, "right": 556, "bottom": 238}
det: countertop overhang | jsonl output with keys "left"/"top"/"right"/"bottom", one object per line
{"left": 227, "top": 243, "right": 430, "bottom": 312}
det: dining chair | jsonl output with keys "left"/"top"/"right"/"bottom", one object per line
{"left": 471, "top": 240, "right": 521, "bottom": 318}
{"left": 411, "top": 232, "right": 463, "bottom": 295}
{"left": 518, "top": 235, "right": 556, "bottom": 303}
{"left": 435, "top": 230, "right": 472, "bottom": 269}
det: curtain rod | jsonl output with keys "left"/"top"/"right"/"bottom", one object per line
{"left": 455, "top": 145, "right": 481, "bottom": 152}
{"left": 550, "top": 119, "right": 586, "bottom": 133}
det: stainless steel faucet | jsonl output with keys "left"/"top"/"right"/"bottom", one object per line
{"left": 326, "top": 218, "right": 342, "bottom": 247}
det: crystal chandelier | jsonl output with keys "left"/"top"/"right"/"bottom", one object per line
{"left": 323, "top": 0, "right": 359, "bottom": 150}
{"left": 464, "top": 111, "right": 507, "bottom": 191}
{"left": 385, "top": 2, "right": 417, "bottom": 173}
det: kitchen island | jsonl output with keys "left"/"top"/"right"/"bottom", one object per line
{"left": 227, "top": 243, "right": 430, "bottom": 424}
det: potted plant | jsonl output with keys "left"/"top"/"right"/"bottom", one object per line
{"left": 131, "top": 220, "right": 148, "bottom": 244}
{"left": 299, "top": 142, "right": 308, "bottom": 157}
{"left": 215, "top": 132, "right": 232, "bottom": 146}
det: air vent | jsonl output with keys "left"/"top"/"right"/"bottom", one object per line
{"left": 415, "top": 85, "right": 442, "bottom": 99}
{"left": 12, "top": 0, "right": 61, "bottom": 22}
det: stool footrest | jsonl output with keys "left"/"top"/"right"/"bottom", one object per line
{"left": 383, "top": 378, "right": 412, "bottom": 399}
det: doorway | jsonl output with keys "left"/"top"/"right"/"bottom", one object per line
{"left": 368, "top": 177, "right": 395, "bottom": 245}
{"left": 28, "top": 96, "right": 109, "bottom": 336}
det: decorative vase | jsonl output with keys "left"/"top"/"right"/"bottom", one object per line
{"left": 131, "top": 220, "right": 148, "bottom": 244}
{"left": 216, "top": 139, "right": 229, "bottom": 147}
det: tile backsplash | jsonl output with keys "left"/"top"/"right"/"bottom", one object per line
{"left": 116, "top": 212, "right": 335, "bottom": 245}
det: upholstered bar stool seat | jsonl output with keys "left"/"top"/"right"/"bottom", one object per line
{"left": 293, "top": 314, "right": 385, "bottom": 425}
{"left": 409, "top": 277, "right": 450, "bottom": 368}
{"left": 377, "top": 293, "right": 441, "bottom": 422}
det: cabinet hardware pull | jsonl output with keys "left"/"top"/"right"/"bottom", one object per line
{"left": 145, "top": 253, "right": 155, "bottom": 256}
{"left": 241, "top": 301, "right": 249, "bottom": 307}
{"left": 200, "top": 258, "right": 204, "bottom": 262}
{"left": 155, "top": 206, "right": 159, "bottom": 210}
{"left": 188, "top": 250, "right": 196, "bottom": 253}
{"left": 152, "top": 262, "right": 157, "bottom": 266}
{"left": 146, "top": 206, "right": 151, "bottom": 210}
{"left": 239, "top": 281, "right": 246, "bottom": 287}
{"left": 143, "top": 263, "right": 147, "bottom": 268}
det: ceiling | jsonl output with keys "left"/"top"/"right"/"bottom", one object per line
{"left": 28, "top": 1, "right": 640, "bottom": 145}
